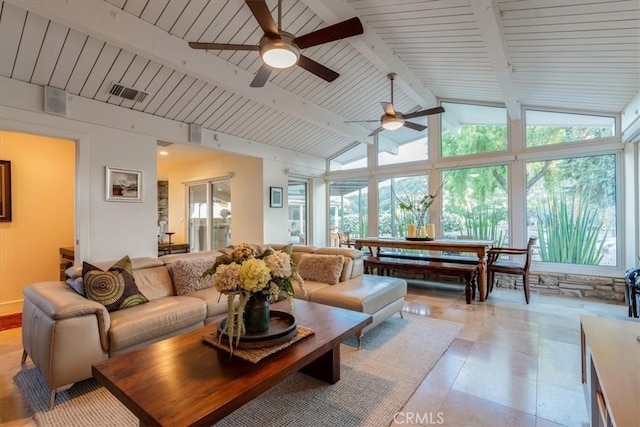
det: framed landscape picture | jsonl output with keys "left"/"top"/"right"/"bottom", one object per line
{"left": 106, "top": 167, "right": 142, "bottom": 202}
{"left": 0, "top": 160, "right": 11, "bottom": 221}
{"left": 270, "top": 186, "right": 283, "bottom": 208}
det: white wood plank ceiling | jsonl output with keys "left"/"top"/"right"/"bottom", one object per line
{"left": 1, "top": 0, "right": 638, "bottom": 160}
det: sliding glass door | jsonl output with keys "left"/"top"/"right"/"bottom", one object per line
{"left": 288, "top": 179, "right": 308, "bottom": 244}
{"left": 187, "top": 178, "right": 231, "bottom": 252}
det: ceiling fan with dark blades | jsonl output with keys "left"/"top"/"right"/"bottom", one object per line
{"left": 345, "top": 73, "right": 445, "bottom": 137}
{"left": 188, "top": 0, "right": 363, "bottom": 88}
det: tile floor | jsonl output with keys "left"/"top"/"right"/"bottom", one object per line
{"left": 0, "top": 281, "right": 628, "bottom": 427}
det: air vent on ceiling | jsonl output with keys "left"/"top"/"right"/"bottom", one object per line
{"left": 108, "top": 82, "right": 149, "bottom": 103}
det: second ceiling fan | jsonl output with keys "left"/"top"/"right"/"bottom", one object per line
{"left": 188, "top": 0, "right": 363, "bottom": 88}
{"left": 346, "top": 73, "right": 445, "bottom": 137}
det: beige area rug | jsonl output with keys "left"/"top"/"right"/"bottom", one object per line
{"left": 14, "top": 313, "right": 462, "bottom": 427}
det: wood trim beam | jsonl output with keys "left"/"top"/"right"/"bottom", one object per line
{"left": 469, "top": 0, "right": 521, "bottom": 120}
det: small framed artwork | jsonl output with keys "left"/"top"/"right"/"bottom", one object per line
{"left": 106, "top": 167, "right": 142, "bottom": 202}
{"left": 270, "top": 186, "right": 283, "bottom": 208}
{"left": 0, "top": 160, "right": 12, "bottom": 222}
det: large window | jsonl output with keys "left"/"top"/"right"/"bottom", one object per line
{"left": 329, "top": 179, "right": 368, "bottom": 238}
{"left": 441, "top": 102, "right": 507, "bottom": 157}
{"left": 326, "top": 103, "right": 624, "bottom": 273}
{"left": 526, "top": 154, "right": 617, "bottom": 266}
{"left": 378, "top": 175, "right": 429, "bottom": 237}
{"left": 442, "top": 165, "right": 508, "bottom": 245}
{"left": 329, "top": 144, "right": 367, "bottom": 171}
{"left": 525, "top": 110, "right": 616, "bottom": 147}
{"left": 377, "top": 133, "right": 428, "bottom": 166}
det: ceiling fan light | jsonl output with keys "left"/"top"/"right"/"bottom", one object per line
{"left": 260, "top": 39, "right": 299, "bottom": 69}
{"left": 382, "top": 116, "right": 404, "bottom": 131}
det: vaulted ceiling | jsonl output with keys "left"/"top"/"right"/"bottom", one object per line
{"left": 1, "top": 0, "right": 638, "bottom": 161}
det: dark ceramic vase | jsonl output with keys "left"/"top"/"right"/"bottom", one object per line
{"left": 244, "top": 294, "right": 270, "bottom": 333}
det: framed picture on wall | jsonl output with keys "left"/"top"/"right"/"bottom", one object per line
{"left": 270, "top": 186, "right": 283, "bottom": 208}
{"left": 0, "top": 160, "right": 12, "bottom": 222}
{"left": 106, "top": 166, "right": 142, "bottom": 202}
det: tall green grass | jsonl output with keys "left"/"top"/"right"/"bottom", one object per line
{"left": 536, "top": 191, "right": 606, "bottom": 265}
{"left": 463, "top": 207, "right": 505, "bottom": 246}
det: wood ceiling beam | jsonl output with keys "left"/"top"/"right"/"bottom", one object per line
{"left": 6, "top": 0, "right": 372, "bottom": 144}
{"left": 469, "top": 0, "right": 521, "bottom": 120}
{"left": 302, "top": 0, "right": 438, "bottom": 110}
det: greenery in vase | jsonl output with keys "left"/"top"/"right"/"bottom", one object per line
{"left": 397, "top": 193, "right": 436, "bottom": 228}
{"left": 203, "top": 243, "right": 306, "bottom": 350}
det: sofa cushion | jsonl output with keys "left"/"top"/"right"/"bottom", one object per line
{"left": 132, "top": 266, "right": 174, "bottom": 300}
{"left": 82, "top": 256, "right": 148, "bottom": 312}
{"left": 309, "top": 275, "right": 407, "bottom": 314}
{"left": 293, "top": 280, "right": 331, "bottom": 301}
{"left": 172, "top": 257, "right": 215, "bottom": 296}
{"left": 182, "top": 287, "right": 229, "bottom": 319}
{"left": 297, "top": 254, "right": 344, "bottom": 285}
{"left": 108, "top": 296, "right": 206, "bottom": 354}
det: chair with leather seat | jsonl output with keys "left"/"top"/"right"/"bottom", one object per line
{"left": 486, "top": 237, "right": 537, "bottom": 304}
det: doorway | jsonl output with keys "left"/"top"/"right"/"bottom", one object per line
{"left": 0, "top": 131, "right": 75, "bottom": 315}
{"left": 187, "top": 178, "right": 231, "bottom": 252}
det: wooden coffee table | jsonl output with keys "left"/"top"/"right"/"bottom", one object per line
{"left": 92, "top": 300, "right": 372, "bottom": 426}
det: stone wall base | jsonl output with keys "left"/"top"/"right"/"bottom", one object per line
{"left": 390, "top": 269, "right": 626, "bottom": 306}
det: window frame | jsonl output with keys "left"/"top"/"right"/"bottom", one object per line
{"left": 325, "top": 102, "right": 626, "bottom": 277}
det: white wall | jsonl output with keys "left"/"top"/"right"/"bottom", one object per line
{"left": 262, "top": 159, "right": 290, "bottom": 244}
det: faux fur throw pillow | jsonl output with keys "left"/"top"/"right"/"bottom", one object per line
{"left": 172, "top": 257, "right": 215, "bottom": 296}
{"left": 297, "top": 254, "right": 344, "bottom": 285}
{"left": 83, "top": 256, "right": 148, "bottom": 312}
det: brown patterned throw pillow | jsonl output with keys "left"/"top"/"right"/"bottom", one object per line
{"left": 83, "top": 256, "right": 148, "bottom": 312}
{"left": 297, "top": 254, "right": 344, "bottom": 285}
{"left": 172, "top": 257, "right": 215, "bottom": 296}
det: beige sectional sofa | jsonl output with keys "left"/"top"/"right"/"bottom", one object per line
{"left": 21, "top": 244, "right": 406, "bottom": 408}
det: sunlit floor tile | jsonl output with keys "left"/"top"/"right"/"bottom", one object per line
{"left": 536, "top": 381, "right": 589, "bottom": 427}
{"left": 465, "top": 341, "right": 538, "bottom": 380}
{"left": 391, "top": 380, "right": 451, "bottom": 426}
{"left": 537, "top": 357, "right": 583, "bottom": 391}
{"left": 475, "top": 327, "right": 539, "bottom": 356}
{"left": 443, "top": 338, "right": 473, "bottom": 361}
{"left": 535, "top": 417, "right": 568, "bottom": 427}
{"left": 422, "top": 354, "right": 465, "bottom": 388}
{"left": 451, "top": 361, "right": 538, "bottom": 414}
{"left": 538, "top": 324, "right": 580, "bottom": 345}
{"left": 437, "top": 388, "right": 536, "bottom": 427}
{"left": 537, "top": 338, "right": 581, "bottom": 364}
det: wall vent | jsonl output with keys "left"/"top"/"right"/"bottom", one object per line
{"left": 108, "top": 82, "right": 148, "bottom": 103}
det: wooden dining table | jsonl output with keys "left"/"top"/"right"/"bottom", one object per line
{"left": 354, "top": 237, "right": 495, "bottom": 302}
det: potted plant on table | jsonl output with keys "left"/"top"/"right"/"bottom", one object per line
{"left": 203, "top": 243, "right": 306, "bottom": 350}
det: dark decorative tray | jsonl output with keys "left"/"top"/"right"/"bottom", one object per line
{"left": 217, "top": 310, "right": 298, "bottom": 349}
{"left": 405, "top": 237, "right": 434, "bottom": 241}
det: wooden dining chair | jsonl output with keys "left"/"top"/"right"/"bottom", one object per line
{"left": 338, "top": 231, "right": 355, "bottom": 248}
{"left": 486, "top": 237, "right": 537, "bottom": 303}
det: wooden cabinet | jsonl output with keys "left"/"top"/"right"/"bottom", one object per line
{"left": 580, "top": 315, "right": 640, "bottom": 427}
